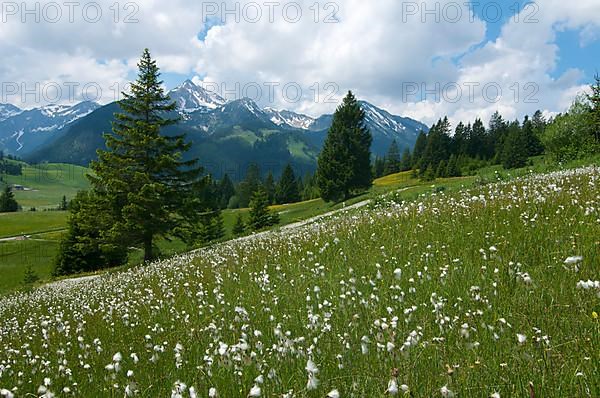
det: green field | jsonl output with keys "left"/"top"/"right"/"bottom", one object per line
{"left": 1, "top": 162, "right": 90, "bottom": 209}
{"left": 0, "top": 165, "right": 598, "bottom": 396}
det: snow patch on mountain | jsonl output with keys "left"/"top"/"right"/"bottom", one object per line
{"left": 169, "top": 80, "right": 227, "bottom": 112}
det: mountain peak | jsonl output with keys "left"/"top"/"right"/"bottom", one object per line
{"left": 169, "top": 80, "right": 227, "bottom": 112}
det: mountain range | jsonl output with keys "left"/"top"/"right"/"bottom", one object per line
{"left": 1, "top": 80, "right": 428, "bottom": 179}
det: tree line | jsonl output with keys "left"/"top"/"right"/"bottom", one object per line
{"left": 372, "top": 75, "right": 600, "bottom": 181}
{"left": 45, "top": 49, "right": 600, "bottom": 277}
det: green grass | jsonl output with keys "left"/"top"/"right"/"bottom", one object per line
{"left": 0, "top": 239, "right": 58, "bottom": 293}
{"left": 0, "top": 165, "right": 598, "bottom": 396}
{"left": 0, "top": 211, "right": 68, "bottom": 238}
{"left": 1, "top": 162, "right": 90, "bottom": 209}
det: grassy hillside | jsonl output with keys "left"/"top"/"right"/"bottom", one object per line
{"left": 0, "top": 166, "right": 598, "bottom": 396}
{"left": 0, "top": 162, "right": 90, "bottom": 209}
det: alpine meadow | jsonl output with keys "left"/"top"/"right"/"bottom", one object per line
{"left": 1, "top": 1, "right": 600, "bottom": 397}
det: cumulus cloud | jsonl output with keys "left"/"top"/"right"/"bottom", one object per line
{"left": 0, "top": 0, "right": 598, "bottom": 127}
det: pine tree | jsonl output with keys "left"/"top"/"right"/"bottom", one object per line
{"left": 248, "top": 187, "right": 279, "bottom": 231}
{"left": 384, "top": 140, "right": 401, "bottom": 175}
{"left": 276, "top": 164, "right": 300, "bottom": 204}
{"left": 219, "top": 174, "right": 236, "bottom": 209}
{"left": 399, "top": 148, "right": 412, "bottom": 171}
{"left": 88, "top": 49, "right": 206, "bottom": 262}
{"left": 501, "top": 120, "right": 528, "bottom": 169}
{"left": 411, "top": 131, "right": 428, "bottom": 170}
{"left": 263, "top": 172, "right": 276, "bottom": 204}
{"left": 54, "top": 191, "right": 128, "bottom": 276}
{"left": 436, "top": 160, "right": 448, "bottom": 178}
{"left": 0, "top": 185, "right": 19, "bottom": 213}
{"left": 446, "top": 154, "right": 461, "bottom": 177}
{"left": 232, "top": 213, "right": 246, "bottom": 236}
{"left": 373, "top": 156, "right": 385, "bottom": 178}
{"left": 238, "top": 163, "right": 261, "bottom": 208}
{"left": 22, "top": 264, "right": 39, "bottom": 287}
{"left": 522, "top": 116, "right": 544, "bottom": 156}
{"left": 59, "top": 195, "right": 68, "bottom": 211}
{"left": 317, "top": 91, "right": 372, "bottom": 202}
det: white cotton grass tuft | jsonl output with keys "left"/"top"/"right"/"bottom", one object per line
{"left": 248, "top": 384, "right": 261, "bottom": 397}
{"left": 517, "top": 334, "right": 527, "bottom": 344}
{"left": 386, "top": 378, "right": 398, "bottom": 395}
{"left": 327, "top": 389, "right": 340, "bottom": 398}
{"left": 208, "top": 387, "right": 217, "bottom": 397}
{"left": 440, "top": 385, "right": 454, "bottom": 397}
{"left": 564, "top": 256, "right": 583, "bottom": 265}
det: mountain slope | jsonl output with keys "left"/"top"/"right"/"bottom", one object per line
{"left": 0, "top": 104, "right": 22, "bottom": 122}
{"left": 27, "top": 81, "right": 429, "bottom": 178}
{"left": 0, "top": 101, "right": 99, "bottom": 155}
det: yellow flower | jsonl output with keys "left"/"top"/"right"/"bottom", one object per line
{"left": 593, "top": 311, "right": 598, "bottom": 320}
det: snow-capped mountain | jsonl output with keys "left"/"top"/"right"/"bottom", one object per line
{"left": 0, "top": 104, "right": 23, "bottom": 122}
{"left": 168, "top": 80, "right": 227, "bottom": 113}
{"left": 0, "top": 101, "right": 99, "bottom": 154}
{"left": 27, "top": 79, "right": 429, "bottom": 175}
{"left": 264, "top": 108, "right": 315, "bottom": 130}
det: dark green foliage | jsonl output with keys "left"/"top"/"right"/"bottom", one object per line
{"left": 263, "top": 172, "right": 276, "bottom": 205}
{"left": 59, "top": 195, "right": 68, "bottom": 211}
{"left": 501, "top": 121, "right": 528, "bottom": 169}
{"left": 383, "top": 140, "right": 401, "bottom": 175}
{"left": 58, "top": 49, "right": 209, "bottom": 267}
{"left": 195, "top": 210, "right": 225, "bottom": 244}
{"left": 232, "top": 213, "right": 246, "bottom": 236}
{"left": 436, "top": 160, "right": 448, "bottom": 178}
{"left": 399, "top": 148, "right": 412, "bottom": 171}
{"left": 238, "top": 163, "right": 261, "bottom": 208}
{"left": 276, "top": 164, "right": 300, "bottom": 204}
{"left": 0, "top": 159, "right": 22, "bottom": 176}
{"left": 54, "top": 191, "right": 128, "bottom": 276}
{"left": 422, "top": 164, "right": 436, "bottom": 182}
{"left": 317, "top": 91, "right": 373, "bottom": 202}
{"left": 301, "top": 172, "right": 320, "bottom": 201}
{"left": 22, "top": 264, "right": 40, "bottom": 288}
{"left": 0, "top": 185, "right": 19, "bottom": 212}
{"left": 542, "top": 96, "right": 598, "bottom": 162}
{"left": 373, "top": 157, "right": 385, "bottom": 178}
{"left": 218, "top": 174, "right": 236, "bottom": 209}
{"left": 521, "top": 116, "right": 544, "bottom": 157}
{"left": 587, "top": 74, "right": 600, "bottom": 142}
{"left": 445, "top": 154, "right": 461, "bottom": 177}
{"left": 248, "top": 187, "right": 279, "bottom": 231}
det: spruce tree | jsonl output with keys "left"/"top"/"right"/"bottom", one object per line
{"left": 501, "top": 121, "right": 528, "bottom": 169}
{"left": 232, "top": 213, "right": 246, "bottom": 236}
{"left": 384, "top": 140, "right": 401, "bottom": 175}
{"left": 248, "top": 187, "right": 279, "bottom": 231}
{"left": 373, "top": 157, "right": 385, "bottom": 178}
{"left": 54, "top": 191, "right": 128, "bottom": 276}
{"left": 399, "top": 148, "right": 412, "bottom": 171}
{"left": 238, "top": 163, "right": 261, "bottom": 208}
{"left": 276, "top": 164, "right": 300, "bottom": 204}
{"left": 411, "top": 131, "right": 428, "bottom": 170}
{"left": 446, "top": 154, "right": 461, "bottom": 177}
{"left": 0, "top": 185, "right": 19, "bottom": 213}
{"left": 22, "top": 264, "right": 40, "bottom": 287}
{"left": 263, "top": 172, "right": 276, "bottom": 204}
{"left": 59, "top": 195, "right": 68, "bottom": 211}
{"left": 219, "top": 174, "right": 235, "bottom": 209}
{"left": 317, "top": 91, "right": 372, "bottom": 202}
{"left": 88, "top": 49, "right": 206, "bottom": 262}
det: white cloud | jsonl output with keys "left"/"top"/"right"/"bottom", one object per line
{"left": 0, "top": 0, "right": 598, "bottom": 128}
